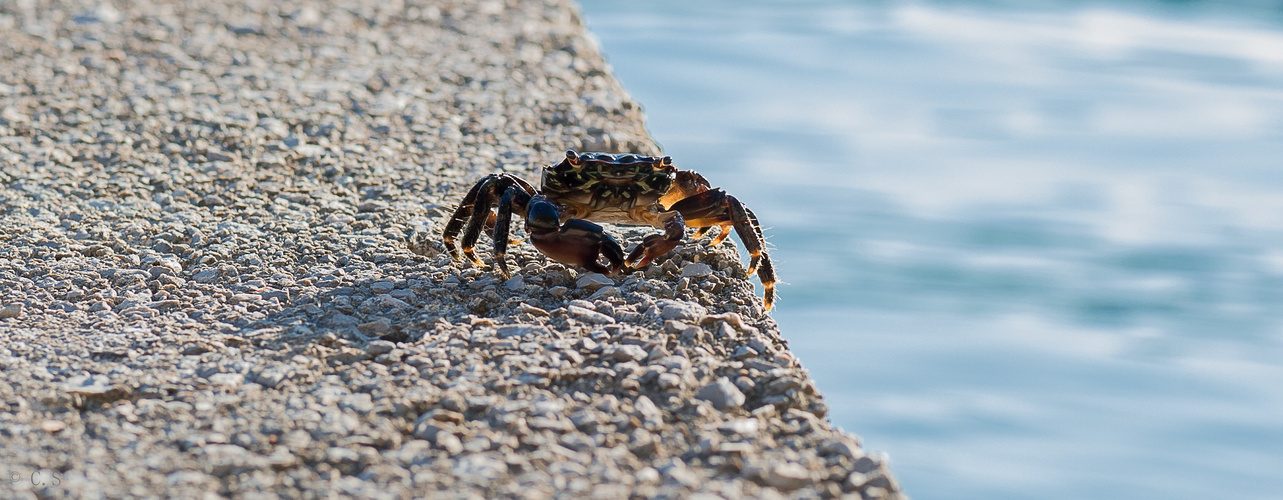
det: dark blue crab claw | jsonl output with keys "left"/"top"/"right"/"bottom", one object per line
{"left": 526, "top": 196, "right": 625, "bottom": 275}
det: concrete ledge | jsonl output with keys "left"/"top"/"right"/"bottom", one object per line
{"left": 0, "top": 0, "right": 904, "bottom": 497}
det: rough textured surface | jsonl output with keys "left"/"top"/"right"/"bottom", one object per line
{"left": 0, "top": 0, "right": 904, "bottom": 498}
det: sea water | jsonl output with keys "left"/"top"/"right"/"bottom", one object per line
{"left": 580, "top": 1, "right": 1283, "bottom": 498}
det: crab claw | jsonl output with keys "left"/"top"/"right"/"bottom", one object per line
{"left": 623, "top": 234, "right": 681, "bottom": 271}
{"left": 623, "top": 210, "right": 685, "bottom": 272}
{"left": 526, "top": 196, "right": 625, "bottom": 275}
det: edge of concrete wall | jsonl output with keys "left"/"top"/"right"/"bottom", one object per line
{"left": 0, "top": 0, "right": 904, "bottom": 497}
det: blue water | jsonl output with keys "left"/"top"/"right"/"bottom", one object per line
{"left": 580, "top": 1, "right": 1283, "bottom": 499}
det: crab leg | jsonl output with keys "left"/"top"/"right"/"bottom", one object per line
{"left": 726, "top": 198, "right": 762, "bottom": 273}
{"left": 457, "top": 177, "right": 498, "bottom": 267}
{"left": 492, "top": 184, "right": 535, "bottom": 278}
{"left": 668, "top": 189, "right": 777, "bottom": 311}
{"left": 441, "top": 176, "right": 491, "bottom": 261}
{"left": 707, "top": 226, "right": 732, "bottom": 246}
{"left": 728, "top": 197, "right": 776, "bottom": 311}
{"left": 728, "top": 198, "right": 774, "bottom": 308}
{"left": 443, "top": 174, "right": 539, "bottom": 268}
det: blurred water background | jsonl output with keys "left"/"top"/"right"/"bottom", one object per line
{"left": 579, "top": 1, "right": 1283, "bottom": 498}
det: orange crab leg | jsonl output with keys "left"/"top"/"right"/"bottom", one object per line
{"left": 668, "top": 188, "right": 777, "bottom": 311}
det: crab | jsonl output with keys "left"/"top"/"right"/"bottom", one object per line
{"left": 439, "top": 150, "right": 776, "bottom": 311}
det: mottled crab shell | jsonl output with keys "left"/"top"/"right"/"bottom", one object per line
{"left": 540, "top": 151, "right": 675, "bottom": 224}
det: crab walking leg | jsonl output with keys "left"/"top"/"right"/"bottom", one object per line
{"left": 744, "top": 206, "right": 777, "bottom": 310}
{"left": 441, "top": 176, "right": 491, "bottom": 260}
{"left": 492, "top": 184, "right": 535, "bottom": 278}
{"left": 442, "top": 174, "right": 540, "bottom": 269}
{"left": 707, "top": 225, "right": 733, "bottom": 246}
{"left": 727, "top": 196, "right": 776, "bottom": 311}
{"left": 508, "top": 174, "right": 539, "bottom": 199}
{"left": 757, "top": 252, "right": 777, "bottom": 311}
{"left": 665, "top": 188, "right": 776, "bottom": 309}
{"left": 497, "top": 174, "right": 538, "bottom": 247}
{"left": 667, "top": 188, "right": 734, "bottom": 246}
{"left": 725, "top": 196, "right": 763, "bottom": 275}
{"left": 741, "top": 206, "right": 768, "bottom": 270}
{"left": 458, "top": 177, "right": 499, "bottom": 267}
{"left": 624, "top": 210, "right": 686, "bottom": 271}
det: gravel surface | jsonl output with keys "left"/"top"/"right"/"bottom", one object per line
{"left": 0, "top": 0, "right": 904, "bottom": 498}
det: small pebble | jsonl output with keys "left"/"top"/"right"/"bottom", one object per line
{"left": 635, "top": 467, "right": 660, "bottom": 484}
{"left": 765, "top": 463, "right": 811, "bottom": 491}
{"left": 567, "top": 305, "right": 615, "bottom": 325}
{"left": 657, "top": 299, "right": 708, "bottom": 321}
{"left": 359, "top": 319, "right": 392, "bottom": 335}
{"left": 575, "top": 273, "right": 613, "bottom": 290}
{"left": 718, "top": 419, "right": 759, "bottom": 435}
{"left": 680, "top": 262, "right": 713, "bottom": 278}
{"left": 208, "top": 373, "right": 244, "bottom": 388}
{"left": 64, "top": 375, "right": 115, "bottom": 395}
{"left": 519, "top": 304, "right": 549, "bottom": 316}
{"left": 656, "top": 373, "right": 682, "bottom": 389}
{"left": 610, "top": 344, "right": 648, "bottom": 362}
{"left": 366, "top": 340, "right": 396, "bottom": 355}
{"left": 696, "top": 377, "right": 746, "bottom": 410}
{"left": 0, "top": 304, "right": 23, "bottom": 319}
{"left": 497, "top": 324, "right": 549, "bottom": 338}
{"left": 821, "top": 438, "right": 864, "bottom": 460}
{"left": 588, "top": 286, "right": 618, "bottom": 300}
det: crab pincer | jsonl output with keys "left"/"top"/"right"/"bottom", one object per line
{"left": 524, "top": 195, "right": 626, "bottom": 275}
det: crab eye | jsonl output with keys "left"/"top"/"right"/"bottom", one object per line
{"left": 565, "top": 150, "right": 580, "bottom": 165}
{"left": 660, "top": 156, "right": 673, "bottom": 166}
